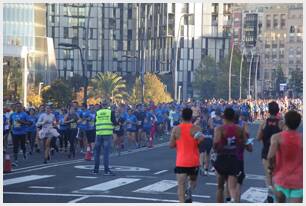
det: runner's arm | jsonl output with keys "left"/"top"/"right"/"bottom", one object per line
{"left": 169, "top": 126, "right": 178, "bottom": 148}
{"left": 213, "top": 127, "right": 221, "bottom": 150}
{"left": 256, "top": 122, "right": 264, "bottom": 141}
{"left": 267, "top": 134, "right": 279, "bottom": 173}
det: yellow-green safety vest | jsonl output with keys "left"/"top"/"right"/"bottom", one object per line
{"left": 95, "top": 109, "right": 114, "bottom": 136}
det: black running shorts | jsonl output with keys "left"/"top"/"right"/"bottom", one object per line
{"left": 174, "top": 166, "right": 199, "bottom": 176}
{"left": 213, "top": 154, "right": 239, "bottom": 176}
{"left": 199, "top": 138, "right": 213, "bottom": 154}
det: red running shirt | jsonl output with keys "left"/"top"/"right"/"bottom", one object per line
{"left": 175, "top": 123, "right": 200, "bottom": 167}
{"left": 273, "top": 130, "right": 303, "bottom": 189}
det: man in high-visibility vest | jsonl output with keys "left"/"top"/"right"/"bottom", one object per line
{"left": 92, "top": 101, "right": 117, "bottom": 176}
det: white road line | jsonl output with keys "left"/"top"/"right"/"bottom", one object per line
{"left": 4, "top": 142, "right": 169, "bottom": 176}
{"left": 206, "top": 182, "right": 217, "bottom": 186}
{"left": 134, "top": 180, "right": 177, "bottom": 193}
{"left": 3, "top": 191, "right": 179, "bottom": 203}
{"left": 207, "top": 171, "right": 265, "bottom": 181}
{"left": 159, "top": 192, "right": 211, "bottom": 199}
{"left": 4, "top": 175, "right": 55, "bottom": 186}
{"left": 75, "top": 176, "right": 98, "bottom": 179}
{"left": 154, "top": 170, "right": 168, "bottom": 175}
{"left": 29, "top": 186, "right": 55, "bottom": 189}
{"left": 80, "top": 178, "right": 141, "bottom": 191}
{"left": 68, "top": 196, "right": 89, "bottom": 203}
{"left": 12, "top": 159, "right": 84, "bottom": 171}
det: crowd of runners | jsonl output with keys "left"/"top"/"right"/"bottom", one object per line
{"left": 3, "top": 97, "right": 303, "bottom": 203}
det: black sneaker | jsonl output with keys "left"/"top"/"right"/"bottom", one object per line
{"left": 265, "top": 196, "right": 274, "bottom": 203}
{"left": 92, "top": 170, "right": 99, "bottom": 175}
{"left": 185, "top": 188, "right": 192, "bottom": 203}
{"left": 23, "top": 154, "right": 27, "bottom": 160}
{"left": 12, "top": 161, "right": 18, "bottom": 167}
{"left": 103, "top": 170, "right": 115, "bottom": 176}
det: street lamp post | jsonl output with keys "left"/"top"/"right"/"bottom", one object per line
{"left": 254, "top": 52, "right": 260, "bottom": 100}
{"left": 174, "top": 13, "right": 193, "bottom": 102}
{"left": 239, "top": 48, "right": 245, "bottom": 99}
{"left": 248, "top": 49, "right": 254, "bottom": 98}
{"left": 38, "top": 82, "right": 44, "bottom": 97}
{"left": 58, "top": 43, "right": 87, "bottom": 105}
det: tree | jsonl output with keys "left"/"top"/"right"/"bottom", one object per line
{"left": 192, "top": 56, "right": 217, "bottom": 99}
{"left": 91, "top": 72, "right": 127, "bottom": 104}
{"left": 288, "top": 68, "right": 303, "bottom": 97}
{"left": 3, "top": 57, "right": 23, "bottom": 101}
{"left": 129, "top": 73, "right": 172, "bottom": 104}
{"left": 193, "top": 50, "right": 248, "bottom": 100}
{"left": 217, "top": 49, "right": 248, "bottom": 99}
{"left": 27, "top": 91, "right": 42, "bottom": 108}
{"left": 275, "top": 64, "right": 286, "bottom": 96}
{"left": 41, "top": 80, "right": 73, "bottom": 107}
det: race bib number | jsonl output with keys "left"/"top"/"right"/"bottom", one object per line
{"left": 226, "top": 136, "right": 237, "bottom": 147}
{"left": 127, "top": 123, "right": 132, "bottom": 129}
{"left": 14, "top": 120, "right": 21, "bottom": 128}
{"left": 137, "top": 121, "right": 142, "bottom": 125}
{"left": 71, "top": 122, "right": 77, "bottom": 129}
{"left": 5, "top": 125, "right": 10, "bottom": 130}
{"left": 114, "top": 126, "right": 120, "bottom": 131}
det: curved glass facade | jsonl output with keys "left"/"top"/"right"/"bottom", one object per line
{"left": 3, "top": 4, "right": 35, "bottom": 50}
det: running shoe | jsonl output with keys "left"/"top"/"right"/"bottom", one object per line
{"left": 12, "top": 161, "right": 18, "bottom": 167}
{"left": 185, "top": 187, "right": 192, "bottom": 203}
{"left": 103, "top": 170, "right": 116, "bottom": 176}
{"left": 92, "top": 170, "right": 99, "bottom": 175}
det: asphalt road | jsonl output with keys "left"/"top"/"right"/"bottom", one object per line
{"left": 3, "top": 123, "right": 302, "bottom": 203}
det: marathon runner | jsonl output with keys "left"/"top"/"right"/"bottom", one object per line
{"left": 267, "top": 110, "right": 303, "bottom": 203}
{"left": 257, "top": 101, "right": 284, "bottom": 203}
{"left": 10, "top": 102, "right": 31, "bottom": 165}
{"left": 36, "top": 105, "right": 60, "bottom": 163}
{"left": 64, "top": 106, "right": 79, "bottom": 159}
{"left": 169, "top": 107, "right": 205, "bottom": 203}
{"left": 213, "top": 107, "right": 246, "bottom": 203}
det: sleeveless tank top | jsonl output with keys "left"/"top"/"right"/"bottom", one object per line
{"left": 176, "top": 123, "right": 200, "bottom": 167}
{"left": 273, "top": 130, "right": 303, "bottom": 189}
{"left": 217, "top": 124, "right": 241, "bottom": 156}
{"left": 262, "top": 117, "right": 281, "bottom": 158}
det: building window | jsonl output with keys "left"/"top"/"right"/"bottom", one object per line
{"left": 127, "top": 30, "right": 132, "bottom": 40}
{"left": 128, "top": 8, "right": 132, "bottom": 19}
{"left": 296, "top": 47, "right": 302, "bottom": 55}
{"left": 64, "top": 27, "right": 69, "bottom": 39}
{"left": 273, "top": 14, "right": 278, "bottom": 28}
{"left": 280, "top": 14, "right": 286, "bottom": 29}
{"left": 289, "top": 26, "right": 295, "bottom": 33}
{"left": 266, "top": 15, "right": 271, "bottom": 28}
{"left": 51, "top": 27, "right": 55, "bottom": 37}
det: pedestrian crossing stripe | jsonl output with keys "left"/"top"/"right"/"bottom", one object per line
{"left": 79, "top": 178, "right": 141, "bottom": 192}
{"left": 4, "top": 175, "right": 55, "bottom": 186}
{"left": 133, "top": 180, "right": 177, "bottom": 193}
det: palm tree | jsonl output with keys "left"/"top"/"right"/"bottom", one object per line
{"left": 91, "top": 72, "right": 127, "bottom": 103}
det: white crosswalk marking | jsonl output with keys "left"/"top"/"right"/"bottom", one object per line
{"left": 80, "top": 178, "right": 140, "bottom": 191}
{"left": 4, "top": 175, "right": 55, "bottom": 186}
{"left": 134, "top": 180, "right": 177, "bottom": 193}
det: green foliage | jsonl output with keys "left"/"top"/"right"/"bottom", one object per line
{"left": 192, "top": 56, "right": 217, "bottom": 99}
{"left": 193, "top": 50, "right": 248, "bottom": 100}
{"left": 91, "top": 72, "right": 127, "bottom": 104}
{"left": 129, "top": 73, "right": 172, "bottom": 104}
{"left": 41, "top": 79, "right": 73, "bottom": 107}
{"left": 275, "top": 65, "right": 286, "bottom": 92}
{"left": 288, "top": 69, "right": 303, "bottom": 97}
{"left": 3, "top": 57, "right": 23, "bottom": 100}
